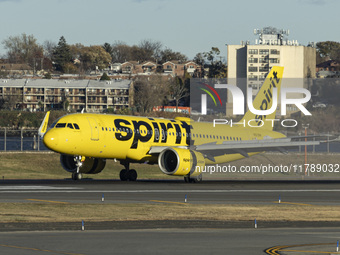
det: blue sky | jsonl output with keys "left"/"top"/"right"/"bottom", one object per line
{"left": 0, "top": 0, "right": 339, "bottom": 59}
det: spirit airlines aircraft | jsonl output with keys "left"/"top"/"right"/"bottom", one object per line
{"left": 40, "top": 66, "right": 318, "bottom": 182}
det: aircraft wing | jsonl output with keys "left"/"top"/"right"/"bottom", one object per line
{"left": 194, "top": 138, "right": 319, "bottom": 158}
{"left": 148, "top": 138, "right": 320, "bottom": 162}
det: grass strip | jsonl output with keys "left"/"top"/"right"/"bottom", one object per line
{"left": 1, "top": 203, "right": 340, "bottom": 223}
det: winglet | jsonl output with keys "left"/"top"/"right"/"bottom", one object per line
{"left": 38, "top": 111, "right": 50, "bottom": 137}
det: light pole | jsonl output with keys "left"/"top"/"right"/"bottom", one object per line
{"left": 302, "top": 123, "right": 309, "bottom": 176}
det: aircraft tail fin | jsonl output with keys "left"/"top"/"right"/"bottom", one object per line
{"left": 38, "top": 111, "right": 50, "bottom": 137}
{"left": 240, "top": 66, "right": 284, "bottom": 130}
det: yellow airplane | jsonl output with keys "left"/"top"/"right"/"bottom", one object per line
{"left": 40, "top": 66, "right": 318, "bottom": 182}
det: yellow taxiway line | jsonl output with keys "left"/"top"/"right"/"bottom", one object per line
{"left": 273, "top": 201, "right": 312, "bottom": 206}
{"left": 26, "top": 199, "right": 68, "bottom": 204}
{"left": 265, "top": 243, "right": 337, "bottom": 254}
{"left": 149, "top": 200, "right": 187, "bottom": 205}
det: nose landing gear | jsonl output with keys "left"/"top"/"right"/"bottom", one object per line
{"left": 72, "top": 156, "right": 83, "bottom": 180}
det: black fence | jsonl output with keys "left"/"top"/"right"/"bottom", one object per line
{"left": 0, "top": 128, "right": 48, "bottom": 152}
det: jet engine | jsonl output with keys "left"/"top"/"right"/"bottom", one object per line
{"left": 158, "top": 148, "right": 205, "bottom": 177}
{"left": 60, "top": 155, "right": 106, "bottom": 174}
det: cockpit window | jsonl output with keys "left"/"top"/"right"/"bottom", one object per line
{"left": 55, "top": 123, "right": 66, "bottom": 128}
{"left": 67, "top": 123, "right": 74, "bottom": 129}
{"left": 73, "top": 123, "right": 80, "bottom": 130}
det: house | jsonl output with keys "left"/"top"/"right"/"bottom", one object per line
{"left": 107, "top": 63, "right": 122, "bottom": 73}
{"left": 316, "top": 60, "right": 340, "bottom": 72}
{"left": 121, "top": 61, "right": 139, "bottom": 74}
{"left": 162, "top": 61, "right": 185, "bottom": 77}
{"left": 138, "top": 61, "right": 159, "bottom": 74}
{"left": 184, "top": 61, "right": 201, "bottom": 76}
{"left": 0, "top": 63, "right": 33, "bottom": 76}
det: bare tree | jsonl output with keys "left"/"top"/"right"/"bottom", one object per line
{"left": 170, "top": 76, "right": 189, "bottom": 112}
{"left": 43, "top": 40, "right": 56, "bottom": 59}
{"left": 138, "top": 39, "right": 163, "bottom": 62}
{"left": 2, "top": 33, "right": 43, "bottom": 66}
{"left": 111, "top": 41, "right": 132, "bottom": 63}
{"left": 134, "top": 75, "right": 169, "bottom": 113}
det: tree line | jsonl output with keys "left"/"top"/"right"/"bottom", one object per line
{"left": 0, "top": 33, "right": 228, "bottom": 78}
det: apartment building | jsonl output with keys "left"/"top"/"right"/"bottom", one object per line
{"left": 0, "top": 79, "right": 131, "bottom": 112}
{"left": 227, "top": 27, "right": 316, "bottom": 116}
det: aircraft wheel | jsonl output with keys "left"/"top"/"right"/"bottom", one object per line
{"left": 120, "top": 169, "right": 128, "bottom": 181}
{"left": 195, "top": 174, "right": 203, "bottom": 182}
{"left": 72, "top": 173, "right": 82, "bottom": 180}
{"left": 184, "top": 174, "right": 202, "bottom": 183}
{"left": 127, "top": 169, "right": 137, "bottom": 181}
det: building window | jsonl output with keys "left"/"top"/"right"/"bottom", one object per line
{"left": 248, "top": 75, "right": 258, "bottom": 81}
{"left": 259, "top": 58, "right": 269, "bottom": 63}
{"left": 259, "top": 74, "right": 267, "bottom": 81}
{"left": 248, "top": 66, "right": 258, "bottom": 72}
{"left": 249, "top": 49, "right": 258, "bottom": 54}
{"left": 248, "top": 58, "right": 258, "bottom": 63}
{"left": 259, "top": 49, "right": 269, "bottom": 55}
{"left": 270, "top": 49, "right": 280, "bottom": 54}
{"left": 259, "top": 66, "right": 269, "bottom": 72}
{"left": 269, "top": 58, "right": 279, "bottom": 63}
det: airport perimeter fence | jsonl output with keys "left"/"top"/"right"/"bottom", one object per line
{"left": 0, "top": 128, "right": 339, "bottom": 153}
{"left": 0, "top": 128, "right": 47, "bottom": 152}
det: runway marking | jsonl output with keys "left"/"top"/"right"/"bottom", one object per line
{"left": 0, "top": 244, "right": 84, "bottom": 255}
{"left": 3, "top": 189, "right": 340, "bottom": 194}
{"left": 150, "top": 200, "right": 187, "bottom": 205}
{"left": 26, "top": 199, "right": 68, "bottom": 204}
{"left": 0, "top": 186, "right": 81, "bottom": 190}
{"left": 284, "top": 249, "right": 338, "bottom": 253}
{"left": 273, "top": 201, "right": 313, "bottom": 206}
{"left": 265, "top": 243, "right": 336, "bottom": 254}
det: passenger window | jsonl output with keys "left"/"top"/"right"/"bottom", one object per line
{"left": 73, "top": 123, "right": 80, "bottom": 130}
{"left": 56, "top": 123, "right": 66, "bottom": 128}
{"left": 67, "top": 123, "right": 74, "bottom": 129}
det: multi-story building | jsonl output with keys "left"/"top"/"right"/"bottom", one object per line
{"left": 0, "top": 79, "right": 131, "bottom": 112}
{"left": 227, "top": 27, "right": 316, "bottom": 116}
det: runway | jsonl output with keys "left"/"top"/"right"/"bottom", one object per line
{"left": 2, "top": 179, "right": 340, "bottom": 205}
{"left": 2, "top": 180, "right": 340, "bottom": 254}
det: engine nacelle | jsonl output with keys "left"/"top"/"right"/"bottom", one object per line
{"left": 158, "top": 148, "right": 205, "bottom": 177}
{"left": 60, "top": 155, "right": 106, "bottom": 174}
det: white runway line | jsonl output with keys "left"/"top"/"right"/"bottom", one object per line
{"left": 0, "top": 186, "right": 81, "bottom": 190}
{"left": 2, "top": 189, "right": 340, "bottom": 193}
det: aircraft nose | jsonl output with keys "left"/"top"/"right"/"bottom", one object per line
{"left": 43, "top": 130, "right": 59, "bottom": 150}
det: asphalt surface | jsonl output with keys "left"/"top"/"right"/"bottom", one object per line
{"left": 2, "top": 179, "right": 340, "bottom": 206}
{"left": 0, "top": 228, "right": 340, "bottom": 255}
{"left": 2, "top": 180, "right": 340, "bottom": 254}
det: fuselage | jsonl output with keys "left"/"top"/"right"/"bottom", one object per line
{"left": 43, "top": 113, "right": 285, "bottom": 165}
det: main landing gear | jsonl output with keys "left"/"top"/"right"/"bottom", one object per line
{"left": 72, "top": 156, "right": 83, "bottom": 181}
{"left": 184, "top": 173, "right": 203, "bottom": 183}
{"left": 119, "top": 161, "right": 138, "bottom": 181}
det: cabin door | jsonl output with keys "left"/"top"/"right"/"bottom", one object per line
{"left": 87, "top": 117, "right": 99, "bottom": 141}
